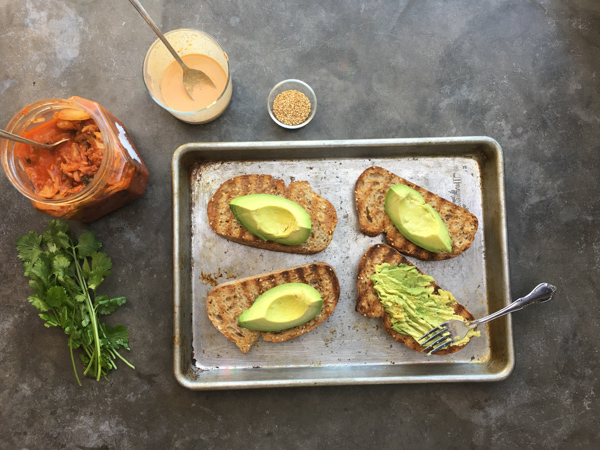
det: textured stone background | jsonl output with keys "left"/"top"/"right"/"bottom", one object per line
{"left": 1, "top": 0, "right": 598, "bottom": 448}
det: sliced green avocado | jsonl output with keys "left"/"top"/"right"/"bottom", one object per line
{"left": 229, "top": 194, "right": 312, "bottom": 245}
{"left": 238, "top": 282, "right": 323, "bottom": 331}
{"left": 384, "top": 184, "right": 452, "bottom": 253}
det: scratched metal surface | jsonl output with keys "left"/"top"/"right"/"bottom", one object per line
{"left": 173, "top": 138, "right": 511, "bottom": 389}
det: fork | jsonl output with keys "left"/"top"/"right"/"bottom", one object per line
{"left": 418, "top": 283, "right": 557, "bottom": 355}
{"left": 128, "top": 0, "right": 216, "bottom": 99}
{"left": 0, "top": 129, "right": 70, "bottom": 151}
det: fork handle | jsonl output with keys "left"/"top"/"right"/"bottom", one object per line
{"left": 471, "top": 283, "right": 556, "bottom": 327}
{"left": 0, "top": 129, "right": 56, "bottom": 151}
{"left": 128, "top": 0, "right": 187, "bottom": 68}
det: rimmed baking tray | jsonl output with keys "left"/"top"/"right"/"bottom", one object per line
{"left": 173, "top": 137, "right": 513, "bottom": 390}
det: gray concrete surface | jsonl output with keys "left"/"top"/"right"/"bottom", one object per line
{"left": 1, "top": 0, "right": 599, "bottom": 448}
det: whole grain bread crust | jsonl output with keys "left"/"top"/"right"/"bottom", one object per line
{"left": 354, "top": 166, "right": 478, "bottom": 260}
{"left": 208, "top": 174, "right": 337, "bottom": 254}
{"left": 356, "top": 243, "right": 475, "bottom": 355}
{"left": 207, "top": 262, "right": 340, "bottom": 354}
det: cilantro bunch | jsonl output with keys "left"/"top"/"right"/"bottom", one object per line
{"left": 16, "top": 220, "right": 134, "bottom": 384}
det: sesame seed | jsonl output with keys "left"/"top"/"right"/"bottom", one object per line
{"left": 272, "top": 90, "right": 311, "bottom": 126}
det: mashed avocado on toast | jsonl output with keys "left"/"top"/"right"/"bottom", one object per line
{"left": 370, "top": 263, "right": 479, "bottom": 346}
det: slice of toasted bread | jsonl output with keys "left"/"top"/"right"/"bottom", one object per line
{"left": 207, "top": 174, "right": 337, "bottom": 254}
{"left": 354, "top": 166, "right": 478, "bottom": 260}
{"left": 207, "top": 262, "right": 340, "bottom": 354}
{"left": 356, "top": 243, "right": 475, "bottom": 355}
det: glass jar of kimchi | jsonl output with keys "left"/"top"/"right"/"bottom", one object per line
{"left": 1, "top": 97, "right": 149, "bottom": 222}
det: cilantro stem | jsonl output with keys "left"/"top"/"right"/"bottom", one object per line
{"left": 97, "top": 326, "right": 135, "bottom": 371}
{"left": 87, "top": 294, "right": 102, "bottom": 381}
{"left": 71, "top": 246, "right": 102, "bottom": 381}
{"left": 109, "top": 348, "right": 135, "bottom": 370}
{"left": 82, "top": 343, "right": 93, "bottom": 359}
{"left": 83, "top": 350, "right": 95, "bottom": 375}
{"left": 69, "top": 337, "right": 82, "bottom": 387}
{"left": 82, "top": 342, "right": 96, "bottom": 376}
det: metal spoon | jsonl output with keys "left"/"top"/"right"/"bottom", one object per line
{"left": 128, "top": 0, "right": 216, "bottom": 99}
{"left": 0, "top": 129, "right": 70, "bottom": 151}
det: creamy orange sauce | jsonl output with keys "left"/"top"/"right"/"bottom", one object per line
{"left": 160, "top": 54, "right": 227, "bottom": 112}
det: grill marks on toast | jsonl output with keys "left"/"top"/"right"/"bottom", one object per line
{"left": 206, "top": 263, "right": 340, "bottom": 353}
{"left": 355, "top": 169, "right": 389, "bottom": 236}
{"left": 356, "top": 244, "right": 475, "bottom": 355}
{"left": 210, "top": 175, "right": 285, "bottom": 243}
{"left": 207, "top": 175, "right": 337, "bottom": 254}
{"left": 355, "top": 166, "right": 478, "bottom": 261}
{"left": 206, "top": 282, "right": 256, "bottom": 354}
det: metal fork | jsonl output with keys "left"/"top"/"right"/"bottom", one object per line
{"left": 418, "top": 283, "right": 557, "bottom": 355}
{"left": 0, "top": 129, "right": 70, "bottom": 151}
{"left": 128, "top": 0, "right": 216, "bottom": 99}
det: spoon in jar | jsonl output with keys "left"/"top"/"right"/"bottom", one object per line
{"left": 127, "top": 0, "right": 215, "bottom": 99}
{"left": 0, "top": 129, "right": 70, "bottom": 151}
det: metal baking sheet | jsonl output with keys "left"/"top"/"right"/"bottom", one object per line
{"left": 173, "top": 138, "right": 513, "bottom": 390}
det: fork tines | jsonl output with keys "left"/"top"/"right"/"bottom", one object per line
{"left": 417, "top": 323, "right": 451, "bottom": 355}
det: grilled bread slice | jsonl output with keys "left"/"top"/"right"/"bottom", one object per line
{"left": 207, "top": 262, "right": 340, "bottom": 354}
{"left": 356, "top": 243, "right": 475, "bottom": 355}
{"left": 208, "top": 174, "right": 337, "bottom": 254}
{"left": 354, "top": 166, "right": 478, "bottom": 260}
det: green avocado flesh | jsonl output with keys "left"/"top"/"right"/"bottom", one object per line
{"left": 370, "top": 263, "right": 479, "bottom": 346}
{"left": 384, "top": 184, "right": 452, "bottom": 253}
{"left": 237, "top": 283, "right": 323, "bottom": 331}
{"left": 229, "top": 194, "right": 312, "bottom": 245}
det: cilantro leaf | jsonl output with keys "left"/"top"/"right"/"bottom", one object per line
{"left": 79, "top": 353, "right": 90, "bottom": 366}
{"left": 46, "top": 286, "right": 68, "bottom": 308}
{"left": 84, "top": 252, "right": 112, "bottom": 290}
{"left": 43, "top": 220, "right": 70, "bottom": 252}
{"left": 16, "top": 232, "right": 43, "bottom": 275}
{"left": 39, "top": 313, "right": 59, "bottom": 327}
{"left": 64, "top": 316, "right": 80, "bottom": 338}
{"left": 61, "top": 276, "right": 80, "bottom": 295}
{"left": 52, "top": 253, "right": 72, "bottom": 279}
{"left": 58, "top": 306, "right": 69, "bottom": 327}
{"left": 82, "top": 326, "right": 94, "bottom": 346}
{"left": 81, "top": 309, "right": 91, "bottom": 328}
{"left": 28, "top": 295, "right": 50, "bottom": 312}
{"left": 68, "top": 333, "right": 82, "bottom": 349}
{"left": 31, "top": 254, "right": 52, "bottom": 282}
{"left": 29, "top": 278, "right": 46, "bottom": 296}
{"left": 76, "top": 232, "right": 102, "bottom": 258}
{"left": 94, "top": 295, "right": 126, "bottom": 315}
{"left": 101, "top": 324, "right": 130, "bottom": 351}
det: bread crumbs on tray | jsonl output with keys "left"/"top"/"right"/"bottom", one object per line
{"left": 272, "top": 90, "right": 311, "bottom": 125}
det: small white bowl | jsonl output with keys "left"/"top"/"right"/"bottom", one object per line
{"left": 268, "top": 79, "right": 317, "bottom": 129}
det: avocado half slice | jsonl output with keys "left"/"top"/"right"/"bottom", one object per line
{"left": 238, "top": 283, "right": 323, "bottom": 331}
{"left": 384, "top": 184, "right": 452, "bottom": 253}
{"left": 229, "top": 194, "right": 312, "bottom": 245}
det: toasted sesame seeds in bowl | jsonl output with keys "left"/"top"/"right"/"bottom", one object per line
{"left": 268, "top": 79, "right": 317, "bottom": 129}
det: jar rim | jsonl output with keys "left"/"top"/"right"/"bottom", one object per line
{"left": 1, "top": 97, "right": 115, "bottom": 205}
